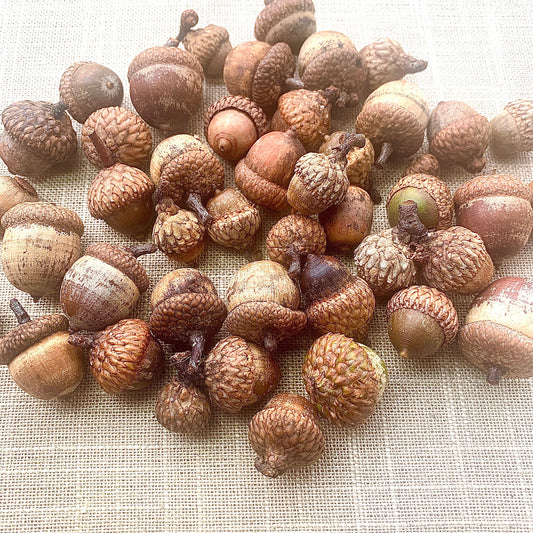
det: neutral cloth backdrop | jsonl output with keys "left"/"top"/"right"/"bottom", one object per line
{"left": 0, "top": 0, "right": 532, "bottom": 531}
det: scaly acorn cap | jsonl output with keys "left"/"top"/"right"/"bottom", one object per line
{"left": 490, "top": 99, "right": 533, "bottom": 156}
{"left": 402, "top": 153, "right": 441, "bottom": 177}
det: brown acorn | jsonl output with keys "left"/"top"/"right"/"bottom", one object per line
{"left": 454, "top": 174, "right": 533, "bottom": 260}
{"left": 386, "top": 285, "right": 458, "bottom": 360}
{"left": 59, "top": 61, "right": 123, "bottom": 123}
{"left": 234, "top": 129, "right": 306, "bottom": 211}
{"left": 0, "top": 175, "right": 39, "bottom": 236}
{"left": 248, "top": 393, "right": 324, "bottom": 478}
{"left": 266, "top": 214, "right": 327, "bottom": 279}
{"left": 298, "top": 31, "right": 367, "bottom": 107}
{"left": 0, "top": 100, "right": 77, "bottom": 178}
{"left": 300, "top": 255, "right": 375, "bottom": 340}
{"left": 360, "top": 38, "right": 427, "bottom": 94}
{"left": 428, "top": 101, "right": 490, "bottom": 173}
{"left": 225, "top": 261, "right": 307, "bottom": 352}
{"left": 0, "top": 299, "right": 84, "bottom": 400}
{"left": 302, "top": 332, "right": 387, "bottom": 427}
{"left": 204, "top": 96, "right": 268, "bottom": 161}
{"left": 490, "top": 99, "right": 533, "bottom": 157}
{"left": 402, "top": 153, "right": 441, "bottom": 177}
{"left": 204, "top": 336, "right": 281, "bottom": 413}
{"left": 254, "top": 0, "right": 316, "bottom": 54}
{"left": 458, "top": 277, "right": 533, "bottom": 384}
{"left": 69, "top": 319, "right": 163, "bottom": 394}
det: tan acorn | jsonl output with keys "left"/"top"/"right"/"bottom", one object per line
{"left": 68, "top": 319, "right": 163, "bottom": 394}
{"left": 360, "top": 38, "right": 427, "bottom": 94}
{"left": 0, "top": 100, "right": 77, "bottom": 178}
{"left": 59, "top": 61, "right": 123, "bottom": 124}
{"left": 402, "top": 153, "right": 441, "bottom": 177}
{"left": 254, "top": 0, "right": 316, "bottom": 54}
{"left": 266, "top": 214, "right": 326, "bottom": 279}
{"left": 248, "top": 393, "right": 324, "bottom": 478}
{"left": 428, "top": 101, "right": 490, "bottom": 173}
{"left": 0, "top": 175, "right": 39, "bottom": 236}
{"left": 234, "top": 129, "right": 306, "bottom": 211}
{"left": 204, "top": 336, "right": 281, "bottom": 413}
{"left": 300, "top": 254, "right": 375, "bottom": 340}
{"left": 302, "top": 332, "right": 387, "bottom": 427}
{"left": 386, "top": 285, "right": 458, "bottom": 360}
{"left": 0, "top": 299, "right": 84, "bottom": 400}
{"left": 454, "top": 174, "right": 533, "bottom": 260}
{"left": 490, "top": 99, "right": 533, "bottom": 157}
{"left": 1, "top": 202, "right": 84, "bottom": 299}
{"left": 206, "top": 188, "right": 261, "bottom": 250}
{"left": 204, "top": 96, "right": 269, "bottom": 161}
{"left": 225, "top": 261, "right": 307, "bottom": 352}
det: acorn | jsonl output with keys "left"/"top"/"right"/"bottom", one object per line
{"left": 490, "top": 99, "right": 533, "bottom": 157}
{"left": 225, "top": 261, "right": 307, "bottom": 352}
{"left": 59, "top": 61, "right": 123, "bottom": 123}
{"left": 454, "top": 174, "right": 533, "bottom": 260}
{"left": 302, "top": 333, "right": 387, "bottom": 428}
{"left": 248, "top": 393, "right": 324, "bottom": 478}
{"left": 355, "top": 80, "right": 430, "bottom": 166}
{"left": 0, "top": 175, "right": 39, "bottom": 236}
{"left": 234, "top": 129, "right": 306, "bottom": 211}
{"left": 300, "top": 255, "right": 375, "bottom": 340}
{"left": 206, "top": 188, "right": 261, "bottom": 250}
{"left": 287, "top": 133, "right": 366, "bottom": 215}
{"left": 127, "top": 10, "right": 204, "bottom": 132}
{"left": 204, "top": 95, "right": 268, "bottom": 161}
{"left": 386, "top": 285, "right": 458, "bottom": 360}
{"left": 360, "top": 38, "right": 427, "bottom": 94}
{"left": 254, "top": 0, "right": 316, "bottom": 54}
{"left": 81, "top": 106, "right": 152, "bottom": 169}
{"left": 298, "top": 31, "right": 367, "bottom": 107}
{"left": 266, "top": 214, "right": 327, "bottom": 279}
{"left": 319, "top": 185, "right": 373, "bottom": 253}
{"left": 427, "top": 101, "right": 490, "bottom": 173}
{"left": 1, "top": 202, "right": 84, "bottom": 299}
{"left": 68, "top": 319, "right": 163, "bottom": 394}
{"left": 0, "top": 100, "right": 77, "bottom": 178}
{"left": 223, "top": 41, "right": 297, "bottom": 116}
{"left": 459, "top": 277, "right": 533, "bottom": 384}
{"left": 402, "top": 153, "right": 441, "bottom": 177}
{"left": 204, "top": 336, "right": 281, "bottom": 413}
{"left": 0, "top": 299, "right": 84, "bottom": 400}
{"left": 60, "top": 243, "right": 155, "bottom": 332}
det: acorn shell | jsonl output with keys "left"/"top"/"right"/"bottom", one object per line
{"left": 490, "top": 99, "right": 533, "bottom": 156}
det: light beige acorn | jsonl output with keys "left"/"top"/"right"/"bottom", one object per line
{"left": 0, "top": 175, "right": 39, "bottom": 236}
{"left": 1, "top": 202, "right": 84, "bottom": 299}
{"left": 490, "top": 99, "right": 533, "bottom": 157}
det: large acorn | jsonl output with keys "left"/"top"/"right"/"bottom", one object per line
{"left": 490, "top": 99, "right": 533, "bottom": 157}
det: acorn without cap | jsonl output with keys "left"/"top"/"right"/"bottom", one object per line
{"left": 490, "top": 99, "right": 533, "bottom": 157}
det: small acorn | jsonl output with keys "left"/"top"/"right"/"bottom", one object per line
{"left": 428, "top": 101, "right": 490, "bottom": 173}
{"left": 458, "top": 277, "right": 533, "bottom": 384}
{"left": 0, "top": 299, "right": 84, "bottom": 400}
{"left": 248, "top": 393, "right": 324, "bottom": 478}
{"left": 206, "top": 188, "right": 261, "bottom": 250}
{"left": 266, "top": 214, "right": 327, "bottom": 279}
{"left": 59, "top": 61, "right": 124, "bottom": 123}
{"left": 68, "top": 319, "right": 163, "bottom": 394}
{"left": 1, "top": 202, "right": 84, "bottom": 299}
{"left": 300, "top": 254, "right": 375, "bottom": 340}
{"left": 402, "top": 153, "right": 441, "bottom": 177}
{"left": 360, "top": 38, "right": 427, "bottom": 94}
{"left": 386, "top": 285, "right": 458, "bottom": 360}
{"left": 225, "top": 261, "right": 307, "bottom": 352}
{"left": 302, "top": 332, "right": 387, "bottom": 427}
{"left": 204, "top": 336, "right": 281, "bottom": 413}
{"left": 204, "top": 95, "right": 268, "bottom": 161}
{"left": 0, "top": 175, "right": 39, "bottom": 236}
{"left": 60, "top": 243, "right": 155, "bottom": 332}
{"left": 490, "top": 99, "right": 533, "bottom": 157}
{"left": 234, "top": 129, "right": 306, "bottom": 211}
{"left": 0, "top": 100, "right": 77, "bottom": 178}
{"left": 254, "top": 0, "right": 316, "bottom": 54}
{"left": 454, "top": 174, "right": 533, "bottom": 260}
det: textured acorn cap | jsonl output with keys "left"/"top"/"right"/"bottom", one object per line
{"left": 490, "top": 99, "right": 533, "bottom": 155}
{"left": 402, "top": 153, "right": 441, "bottom": 177}
{"left": 182, "top": 24, "right": 231, "bottom": 76}
{"left": 454, "top": 174, "right": 533, "bottom": 206}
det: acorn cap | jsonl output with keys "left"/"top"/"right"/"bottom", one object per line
{"left": 454, "top": 174, "right": 533, "bottom": 206}
{"left": 490, "top": 99, "right": 533, "bottom": 155}
{"left": 182, "top": 24, "right": 231, "bottom": 74}
{"left": 1, "top": 100, "right": 77, "bottom": 163}
{"left": 402, "top": 153, "right": 440, "bottom": 177}
{"left": 1, "top": 201, "right": 84, "bottom": 236}
{"left": 207, "top": 203, "right": 260, "bottom": 250}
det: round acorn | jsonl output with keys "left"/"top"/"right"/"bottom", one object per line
{"left": 490, "top": 99, "right": 533, "bottom": 157}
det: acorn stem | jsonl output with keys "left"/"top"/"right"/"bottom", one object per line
{"left": 405, "top": 57, "right": 428, "bottom": 74}
{"left": 322, "top": 86, "right": 340, "bottom": 106}
{"left": 333, "top": 133, "right": 366, "bottom": 162}
{"left": 175, "top": 9, "right": 199, "bottom": 43}
{"left": 9, "top": 299, "right": 31, "bottom": 325}
{"left": 52, "top": 100, "right": 69, "bottom": 118}
{"left": 254, "top": 451, "right": 288, "bottom": 478}
{"left": 86, "top": 127, "right": 115, "bottom": 168}
{"left": 263, "top": 332, "right": 278, "bottom": 353}
{"left": 125, "top": 243, "right": 158, "bottom": 258}
{"left": 68, "top": 332, "right": 97, "bottom": 349}
{"left": 374, "top": 142, "right": 393, "bottom": 169}
{"left": 282, "top": 78, "right": 305, "bottom": 92}
{"left": 287, "top": 247, "right": 302, "bottom": 280}
{"left": 368, "top": 181, "right": 382, "bottom": 204}
{"left": 188, "top": 331, "right": 206, "bottom": 375}
{"left": 187, "top": 192, "right": 213, "bottom": 225}
{"left": 486, "top": 366, "right": 504, "bottom": 385}
{"left": 396, "top": 200, "right": 428, "bottom": 242}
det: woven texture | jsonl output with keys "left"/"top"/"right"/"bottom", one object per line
{"left": 0, "top": 1, "right": 532, "bottom": 531}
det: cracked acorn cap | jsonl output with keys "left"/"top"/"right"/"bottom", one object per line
{"left": 302, "top": 332, "right": 387, "bottom": 428}
{"left": 490, "top": 99, "right": 533, "bottom": 157}
{"left": 248, "top": 393, "right": 324, "bottom": 478}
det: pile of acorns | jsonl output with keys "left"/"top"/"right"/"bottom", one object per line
{"left": 0, "top": 1, "right": 532, "bottom": 479}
